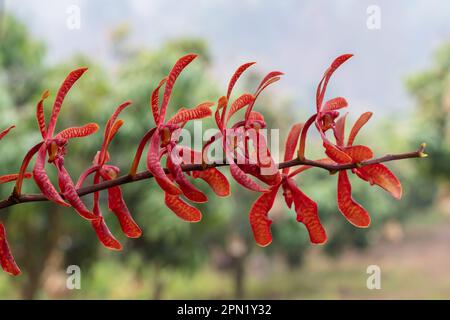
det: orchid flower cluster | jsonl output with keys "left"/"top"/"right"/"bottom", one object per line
{"left": 0, "top": 54, "right": 408, "bottom": 276}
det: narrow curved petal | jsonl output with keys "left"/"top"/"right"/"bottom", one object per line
{"left": 0, "top": 223, "right": 21, "bottom": 276}
{"left": 36, "top": 90, "right": 49, "bottom": 139}
{"left": 333, "top": 113, "right": 347, "bottom": 147}
{"left": 0, "top": 125, "right": 15, "bottom": 140}
{"left": 0, "top": 173, "right": 31, "bottom": 184}
{"left": 159, "top": 54, "right": 197, "bottom": 125}
{"left": 164, "top": 193, "right": 202, "bottom": 222}
{"left": 323, "top": 97, "right": 348, "bottom": 112}
{"left": 355, "top": 164, "right": 402, "bottom": 199}
{"left": 247, "top": 111, "right": 265, "bottom": 123}
{"left": 47, "top": 67, "right": 88, "bottom": 137}
{"left": 337, "top": 170, "right": 370, "bottom": 227}
{"left": 245, "top": 75, "right": 282, "bottom": 122}
{"left": 55, "top": 160, "right": 97, "bottom": 220}
{"left": 146, "top": 130, "right": 181, "bottom": 195}
{"left": 227, "top": 62, "right": 255, "bottom": 99}
{"left": 104, "top": 100, "right": 132, "bottom": 141}
{"left": 316, "top": 54, "right": 353, "bottom": 110}
{"left": 167, "top": 153, "right": 207, "bottom": 203}
{"left": 56, "top": 123, "right": 99, "bottom": 139}
{"left": 348, "top": 112, "right": 373, "bottom": 146}
{"left": 283, "top": 123, "right": 303, "bottom": 174}
{"left": 227, "top": 152, "right": 269, "bottom": 192}
{"left": 167, "top": 102, "right": 213, "bottom": 125}
{"left": 225, "top": 93, "right": 254, "bottom": 125}
{"left": 91, "top": 217, "right": 122, "bottom": 251}
{"left": 249, "top": 186, "right": 279, "bottom": 247}
{"left": 287, "top": 178, "right": 327, "bottom": 244}
{"left": 33, "top": 144, "right": 69, "bottom": 206}
{"left": 150, "top": 77, "right": 167, "bottom": 125}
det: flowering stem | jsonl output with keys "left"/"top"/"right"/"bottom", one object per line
{"left": 0, "top": 144, "right": 427, "bottom": 211}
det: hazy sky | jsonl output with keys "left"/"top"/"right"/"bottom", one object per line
{"left": 5, "top": 0, "right": 450, "bottom": 115}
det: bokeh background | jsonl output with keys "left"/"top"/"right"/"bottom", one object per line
{"left": 0, "top": 0, "right": 449, "bottom": 299}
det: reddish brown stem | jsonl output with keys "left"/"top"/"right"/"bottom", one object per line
{"left": 0, "top": 144, "right": 426, "bottom": 211}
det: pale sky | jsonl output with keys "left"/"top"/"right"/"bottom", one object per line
{"left": 5, "top": 0, "right": 450, "bottom": 115}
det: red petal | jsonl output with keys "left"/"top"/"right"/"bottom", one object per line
{"left": 107, "top": 185, "right": 142, "bottom": 238}
{"left": 247, "top": 111, "right": 265, "bottom": 122}
{"left": 337, "top": 170, "right": 370, "bottom": 227}
{"left": 164, "top": 193, "right": 202, "bottom": 222}
{"left": 146, "top": 130, "right": 181, "bottom": 195}
{"left": 56, "top": 123, "right": 99, "bottom": 139}
{"left": 324, "top": 142, "right": 352, "bottom": 163}
{"left": 356, "top": 164, "right": 402, "bottom": 199}
{"left": 225, "top": 93, "right": 254, "bottom": 125}
{"left": 348, "top": 112, "right": 373, "bottom": 146}
{"left": 151, "top": 78, "right": 167, "bottom": 125}
{"left": 36, "top": 90, "right": 49, "bottom": 139}
{"left": 323, "top": 97, "right": 348, "bottom": 111}
{"left": 55, "top": 160, "right": 97, "bottom": 220}
{"left": 104, "top": 100, "right": 132, "bottom": 141}
{"left": 193, "top": 168, "right": 230, "bottom": 197}
{"left": 33, "top": 144, "right": 69, "bottom": 206}
{"left": 167, "top": 102, "right": 213, "bottom": 125}
{"left": 167, "top": 152, "right": 207, "bottom": 203}
{"left": 249, "top": 186, "right": 279, "bottom": 247}
{"left": 0, "top": 223, "right": 21, "bottom": 276}
{"left": 316, "top": 54, "right": 353, "bottom": 110}
{"left": 0, "top": 173, "right": 31, "bottom": 184}
{"left": 283, "top": 123, "right": 303, "bottom": 173}
{"left": 227, "top": 62, "right": 255, "bottom": 99}
{"left": 0, "top": 125, "right": 15, "bottom": 140}
{"left": 287, "top": 178, "right": 327, "bottom": 244}
{"left": 333, "top": 113, "right": 347, "bottom": 147}
{"left": 344, "top": 145, "right": 374, "bottom": 162}
{"left": 91, "top": 217, "right": 122, "bottom": 251}
{"left": 226, "top": 151, "right": 269, "bottom": 192}
{"left": 159, "top": 54, "right": 197, "bottom": 125}
{"left": 47, "top": 67, "right": 88, "bottom": 137}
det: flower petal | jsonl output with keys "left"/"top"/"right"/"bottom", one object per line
{"left": 47, "top": 67, "right": 88, "bottom": 137}
{"left": 0, "top": 173, "right": 31, "bottom": 184}
{"left": 91, "top": 217, "right": 122, "bottom": 251}
{"left": 344, "top": 145, "right": 374, "bottom": 162}
{"left": 0, "top": 125, "right": 15, "bottom": 140}
{"left": 146, "top": 129, "right": 181, "bottom": 195}
{"left": 107, "top": 185, "right": 142, "bottom": 238}
{"left": 347, "top": 112, "right": 373, "bottom": 146}
{"left": 249, "top": 186, "right": 279, "bottom": 247}
{"left": 36, "top": 90, "right": 49, "bottom": 139}
{"left": 33, "top": 144, "right": 69, "bottom": 206}
{"left": 159, "top": 54, "right": 197, "bottom": 125}
{"left": 337, "top": 170, "right": 370, "bottom": 227}
{"left": 0, "top": 223, "right": 21, "bottom": 276}
{"left": 225, "top": 93, "right": 254, "bottom": 125}
{"left": 286, "top": 178, "right": 327, "bottom": 244}
{"left": 55, "top": 159, "right": 97, "bottom": 220}
{"left": 227, "top": 62, "right": 255, "bottom": 99}
{"left": 164, "top": 193, "right": 202, "bottom": 222}
{"left": 283, "top": 123, "right": 303, "bottom": 173}
{"left": 151, "top": 78, "right": 167, "bottom": 125}
{"left": 193, "top": 168, "right": 230, "bottom": 197}
{"left": 333, "top": 113, "right": 347, "bottom": 147}
{"left": 55, "top": 123, "right": 99, "bottom": 139}
{"left": 323, "top": 97, "right": 348, "bottom": 112}
{"left": 355, "top": 164, "right": 402, "bottom": 199}
{"left": 323, "top": 142, "right": 352, "bottom": 164}
{"left": 167, "top": 102, "right": 213, "bottom": 125}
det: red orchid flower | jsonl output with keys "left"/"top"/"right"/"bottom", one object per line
{"left": 249, "top": 123, "right": 328, "bottom": 246}
{"left": 15, "top": 68, "right": 99, "bottom": 221}
{"left": 0, "top": 125, "right": 31, "bottom": 276}
{"left": 298, "top": 54, "right": 354, "bottom": 161}
{"left": 131, "top": 54, "right": 218, "bottom": 220}
{"left": 77, "top": 101, "right": 141, "bottom": 250}
{"left": 204, "top": 62, "right": 283, "bottom": 193}
{"left": 325, "top": 112, "right": 402, "bottom": 227}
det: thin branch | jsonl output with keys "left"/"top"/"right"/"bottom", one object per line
{"left": 0, "top": 144, "right": 427, "bottom": 211}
